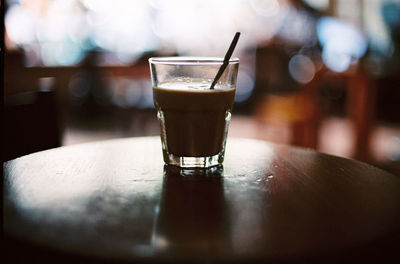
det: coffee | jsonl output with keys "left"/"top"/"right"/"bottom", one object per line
{"left": 149, "top": 56, "right": 239, "bottom": 168}
{"left": 153, "top": 80, "right": 235, "bottom": 157}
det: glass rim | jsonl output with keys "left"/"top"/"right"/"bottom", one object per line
{"left": 149, "top": 56, "right": 239, "bottom": 65}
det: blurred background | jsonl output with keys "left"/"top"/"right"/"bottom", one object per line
{"left": 3, "top": 0, "right": 400, "bottom": 174}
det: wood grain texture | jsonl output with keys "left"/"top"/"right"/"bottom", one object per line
{"left": 3, "top": 137, "right": 400, "bottom": 263}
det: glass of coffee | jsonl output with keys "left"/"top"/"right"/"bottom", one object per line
{"left": 149, "top": 57, "right": 239, "bottom": 168}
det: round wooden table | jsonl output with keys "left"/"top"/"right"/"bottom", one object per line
{"left": 3, "top": 137, "right": 400, "bottom": 263}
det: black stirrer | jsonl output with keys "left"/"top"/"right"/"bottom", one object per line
{"left": 210, "top": 32, "right": 240, "bottom": 89}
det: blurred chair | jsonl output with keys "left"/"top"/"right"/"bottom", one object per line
{"left": 3, "top": 78, "right": 62, "bottom": 161}
{"left": 253, "top": 44, "right": 376, "bottom": 162}
{"left": 255, "top": 76, "right": 320, "bottom": 149}
{"left": 253, "top": 44, "right": 321, "bottom": 149}
{"left": 346, "top": 69, "right": 376, "bottom": 162}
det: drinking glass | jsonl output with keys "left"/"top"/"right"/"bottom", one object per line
{"left": 149, "top": 57, "right": 239, "bottom": 168}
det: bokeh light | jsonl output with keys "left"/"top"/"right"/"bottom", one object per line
{"left": 317, "top": 16, "right": 367, "bottom": 72}
{"left": 5, "top": 4, "right": 37, "bottom": 45}
{"left": 4, "top": 0, "right": 394, "bottom": 108}
{"left": 288, "top": 54, "right": 316, "bottom": 84}
{"left": 5, "top": 0, "right": 291, "bottom": 66}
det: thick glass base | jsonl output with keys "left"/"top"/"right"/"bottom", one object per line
{"left": 163, "top": 152, "right": 224, "bottom": 168}
{"left": 157, "top": 109, "right": 231, "bottom": 169}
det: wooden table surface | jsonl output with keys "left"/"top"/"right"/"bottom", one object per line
{"left": 3, "top": 137, "right": 400, "bottom": 263}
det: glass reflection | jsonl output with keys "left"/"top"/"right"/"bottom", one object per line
{"left": 152, "top": 165, "right": 231, "bottom": 257}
